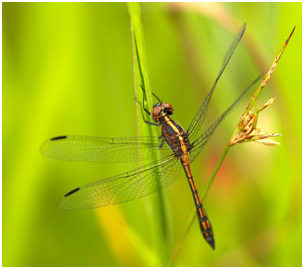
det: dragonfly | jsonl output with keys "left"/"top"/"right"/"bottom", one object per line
{"left": 41, "top": 24, "right": 260, "bottom": 250}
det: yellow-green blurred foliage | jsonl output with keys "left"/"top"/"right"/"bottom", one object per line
{"left": 3, "top": 2, "right": 301, "bottom": 266}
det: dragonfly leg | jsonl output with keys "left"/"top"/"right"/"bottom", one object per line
{"left": 158, "top": 135, "right": 165, "bottom": 149}
{"left": 139, "top": 84, "right": 152, "bottom": 116}
{"left": 135, "top": 84, "right": 159, "bottom": 126}
{"left": 134, "top": 86, "right": 150, "bottom": 115}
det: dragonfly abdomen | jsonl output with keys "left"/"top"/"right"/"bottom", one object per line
{"left": 196, "top": 201, "right": 215, "bottom": 249}
{"left": 182, "top": 162, "right": 215, "bottom": 249}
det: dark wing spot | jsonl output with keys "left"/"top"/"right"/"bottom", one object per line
{"left": 51, "top": 136, "right": 67, "bottom": 141}
{"left": 64, "top": 187, "right": 80, "bottom": 197}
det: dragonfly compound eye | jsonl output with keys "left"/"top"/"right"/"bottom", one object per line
{"left": 152, "top": 106, "right": 162, "bottom": 122}
{"left": 162, "top": 103, "right": 174, "bottom": 115}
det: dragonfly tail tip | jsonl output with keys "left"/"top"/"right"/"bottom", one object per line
{"left": 208, "top": 238, "right": 215, "bottom": 250}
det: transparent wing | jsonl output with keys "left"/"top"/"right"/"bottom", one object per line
{"left": 41, "top": 135, "right": 171, "bottom": 163}
{"left": 58, "top": 155, "right": 181, "bottom": 209}
{"left": 187, "top": 24, "right": 246, "bottom": 141}
{"left": 190, "top": 75, "right": 262, "bottom": 163}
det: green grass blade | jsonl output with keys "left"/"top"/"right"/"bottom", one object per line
{"left": 128, "top": 3, "right": 173, "bottom": 265}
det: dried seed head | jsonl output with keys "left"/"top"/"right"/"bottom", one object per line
{"left": 229, "top": 27, "right": 294, "bottom": 148}
{"left": 255, "top": 139, "right": 281, "bottom": 146}
{"left": 259, "top": 98, "right": 275, "bottom": 113}
{"left": 229, "top": 107, "right": 280, "bottom": 147}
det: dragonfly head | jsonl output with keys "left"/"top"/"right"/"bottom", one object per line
{"left": 152, "top": 102, "right": 174, "bottom": 122}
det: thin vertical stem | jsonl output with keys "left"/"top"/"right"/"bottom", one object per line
{"left": 201, "top": 145, "right": 230, "bottom": 200}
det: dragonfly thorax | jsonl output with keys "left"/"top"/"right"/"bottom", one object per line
{"left": 151, "top": 102, "right": 174, "bottom": 123}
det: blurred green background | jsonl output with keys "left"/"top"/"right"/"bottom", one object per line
{"left": 3, "top": 2, "right": 301, "bottom": 267}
